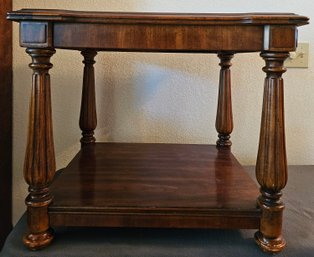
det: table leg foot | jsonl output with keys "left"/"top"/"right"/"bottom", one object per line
{"left": 23, "top": 228, "right": 54, "bottom": 250}
{"left": 254, "top": 231, "right": 286, "bottom": 253}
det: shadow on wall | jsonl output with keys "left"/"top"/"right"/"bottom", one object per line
{"left": 95, "top": 52, "right": 219, "bottom": 144}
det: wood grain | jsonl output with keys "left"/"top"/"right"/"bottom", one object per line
{"left": 53, "top": 23, "right": 265, "bottom": 52}
{"left": 7, "top": 10, "right": 309, "bottom": 252}
{"left": 23, "top": 48, "right": 56, "bottom": 250}
{"left": 255, "top": 52, "right": 290, "bottom": 253}
{"left": 7, "top": 10, "right": 308, "bottom": 52}
{"left": 49, "top": 143, "right": 260, "bottom": 229}
{"left": 7, "top": 10, "right": 309, "bottom": 25}
{"left": 79, "top": 50, "right": 97, "bottom": 146}
{"left": 216, "top": 53, "right": 234, "bottom": 147}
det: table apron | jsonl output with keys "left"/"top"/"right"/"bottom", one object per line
{"left": 19, "top": 22, "right": 298, "bottom": 52}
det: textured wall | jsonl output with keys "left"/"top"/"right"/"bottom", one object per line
{"left": 12, "top": 0, "right": 314, "bottom": 224}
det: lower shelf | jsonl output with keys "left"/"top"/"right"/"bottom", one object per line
{"left": 49, "top": 143, "right": 260, "bottom": 229}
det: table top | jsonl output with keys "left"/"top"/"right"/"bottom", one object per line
{"left": 7, "top": 9, "right": 309, "bottom": 26}
{"left": 7, "top": 9, "right": 309, "bottom": 52}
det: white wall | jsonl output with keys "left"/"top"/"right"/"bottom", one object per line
{"left": 12, "top": 0, "right": 314, "bottom": 224}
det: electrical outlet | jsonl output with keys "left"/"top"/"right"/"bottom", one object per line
{"left": 285, "top": 42, "right": 309, "bottom": 68}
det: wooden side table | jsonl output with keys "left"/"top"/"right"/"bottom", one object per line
{"left": 7, "top": 10, "right": 308, "bottom": 253}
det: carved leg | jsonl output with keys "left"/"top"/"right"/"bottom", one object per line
{"left": 255, "top": 52, "right": 289, "bottom": 253}
{"left": 23, "top": 48, "right": 56, "bottom": 250}
{"left": 79, "top": 49, "right": 97, "bottom": 146}
{"left": 216, "top": 52, "right": 234, "bottom": 147}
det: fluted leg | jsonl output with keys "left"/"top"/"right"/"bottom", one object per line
{"left": 255, "top": 51, "right": 290, "bottom": 253}
{"left": 216, "top": 52, "right": 234, "bottom": 147}
{"left": 79, "top": 49, "right": 97, "bottom": 146}
{"left": 23, "top": 48, "right": 56, "bottom": 250}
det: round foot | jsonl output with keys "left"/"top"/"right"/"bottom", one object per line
{"left": 23, "top": 228, "right": 54, "bottom": 250}
{"left": 254, "top": 231, "right": 286, "bottom": 253}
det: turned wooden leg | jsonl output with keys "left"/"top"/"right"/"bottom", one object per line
{"left": 79, "top": 49, "right": 97, "bottom": 146}
{"left": 255, "top": 51, "right": 290, "bottom": 253}
{"left": 216, "top": 52, "right": 234, "bottom": 147}
{"left": 23, "top": 48, "right": 56, "bottom": 250}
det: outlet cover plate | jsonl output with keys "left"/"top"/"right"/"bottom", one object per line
{"left": 285, "top": 42, "right": 309, "bottom": 68}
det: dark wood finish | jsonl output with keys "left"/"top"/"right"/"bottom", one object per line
{"left": 268, "top": 26, "right": 297, "bottom": 51}
{"left": 7, "top": 10, "right": 309, "bottom": 253}
{"left": 8, "top": 10, "right": 308, "bottom": 52}
{"left": 23, "top": 48, "right": 56, "bottom": 250}
{"left": 0, "top": 0, "right": 12, "bottom": 249}
{"left": 254, "top": 52, "right": 290, "bottom": 253}
{"left": 216, "top": 53, "right": 234, "bottom": 147}
{"left": 49, "top": 143, "right": 260, "bottom": 228}
{"left": 53, "top": 24, "right": 265, "bottom": 52}
{"left": 79, "top": 49, "right": 97, "bottom": 146}
{"left": 8, "top": 10, "right": 309, "bottom": 25}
